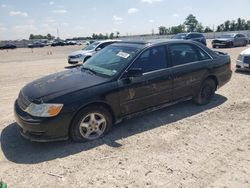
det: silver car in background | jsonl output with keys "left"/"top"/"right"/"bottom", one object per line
{"left": 236, "top": 48, "right": 250, "bottom": 71}
{"left": 68, "top": 40, "right": 119, "bottom": 64}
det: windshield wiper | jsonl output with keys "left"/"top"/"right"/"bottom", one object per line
{"left": 81, "top": 66, "right": 97, "bottom": 75}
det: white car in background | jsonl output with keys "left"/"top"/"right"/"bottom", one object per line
{"left": 68, "top": 40, "right": 119, "bottom": 64}
{"left": 236, "top": 48, "right": 250, "bottom": 71}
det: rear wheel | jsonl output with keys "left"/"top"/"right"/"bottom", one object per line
{"left": 194, "top": 79, "right": 217, "bottom": 105}
{"left": 70, "top": 106, "right": 112, "bottom": 142}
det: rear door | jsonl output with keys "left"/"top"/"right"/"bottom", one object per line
{"left": 168, "top": 43, "right": 212, "bottom": 100}
{"left": 118, "top": 45, "right": 173, "bottom": 115}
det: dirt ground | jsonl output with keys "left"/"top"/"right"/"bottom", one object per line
{"left": 0, "top": 41, "right": 250, "bottom": 188}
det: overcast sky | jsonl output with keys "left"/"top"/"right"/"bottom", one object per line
{"left": 0, "top": 0, "right": 250, "bottom": 40}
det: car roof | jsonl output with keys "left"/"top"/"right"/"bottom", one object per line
{"left": 113, "top": 39, "right": 202, "bottom": 49}
{"left": 98, "top": 39, "right": 121, "bottom": 44}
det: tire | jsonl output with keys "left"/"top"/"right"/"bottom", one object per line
{"left": 70, "top": 105, "right": 112, "bottom": 142}
{"left": 194, "top": 79, "right": 217, "bottom": 105}
{"left": 243, "top": 41, "right": 247, "bottom": 47}
{"left": 228, "top": 42, "right": 234, "bottom": 48}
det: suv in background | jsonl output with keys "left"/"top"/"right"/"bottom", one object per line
{"left": 68, "top": 40, "right": 120, "bottom": 64}
{"left": 172, "top": 32, "right": 207, "bottom": 46}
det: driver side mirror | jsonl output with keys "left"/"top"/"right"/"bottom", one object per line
{"left": 96, "top": 47, "right": 102, "bottom": 51}
{"left": 125, "top": 68, "right": 143, "bottom": 78}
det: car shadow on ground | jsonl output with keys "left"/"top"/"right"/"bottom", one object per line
{"left": 1, "top": 94, "right": 227, "bottom": 164}
{"left": 64, "top": 64, "right": 81, "bottom": 69}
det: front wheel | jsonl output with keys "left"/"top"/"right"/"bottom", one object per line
{"left": 194, "top": 79, "right": 217, "bottom": 105}
{"left": 70, "top": 106, "right": 112, "bottom": 142}
{"left": 228, "top": 42, "right": 234, "bottom": 48}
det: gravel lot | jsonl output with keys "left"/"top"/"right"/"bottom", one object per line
{"left": 0, "top": 41, "right": 250, "bottom": 188}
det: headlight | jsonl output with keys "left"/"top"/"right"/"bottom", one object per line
{"left": 25, "top": 103, "right": 63, "bottom": 117}
{"left": 75, "top": 54, "right": 83, "bottom": 58}
{"left": 237, "top": 55, "right": 244, "bottom": 61}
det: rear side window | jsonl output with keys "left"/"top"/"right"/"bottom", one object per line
{"left": 98, "top": 42, "right": 114, "bottom": 49}
{"left": 169, "top": 44, "right": 211, "bottom": 66}
{"left": 169, "top": 44, "right": 199, "bottom": 66}
{"left": 131, "top": 46, "right": 167, "bottom": 73}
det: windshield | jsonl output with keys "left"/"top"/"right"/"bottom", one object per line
{"left": 83, "top": 41, "right": 100, "bottom": 50}
{"left": 172, "top": 33, "right": 187, "bottom": 39}
{"left": 220, "top": 34, "right": 235, "bottom": 38}
{"left": 82, "top": 45, "right": 140, "bottom": 77}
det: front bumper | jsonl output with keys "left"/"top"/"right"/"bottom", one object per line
{"left": 68, "top": 57, "right": 84, "bottom": 64}
{"left": 14, "top": 100, "right": 70, "bottom": 142}
{"left": 236, "top": 60, "right": 250, "bottom": 71}
{"left": 212, "top": 42, "right": 230, "bottom": 48}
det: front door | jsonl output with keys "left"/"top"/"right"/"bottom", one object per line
{"left": 118, "top": 46, "right": 173, "bottom": 116}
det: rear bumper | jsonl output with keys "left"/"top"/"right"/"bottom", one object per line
{"left": 217, "top": 70, "right": 232, "bottom": 89}
{"left": 14, "top": 100, "right": 70, "bottom": 142}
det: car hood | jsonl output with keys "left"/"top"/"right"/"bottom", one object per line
{"left": 214, "top": 38, "right": 233, "bottom": 41}
{"left": 69, "top": 49, "right": 94, "bottom": 56}
{"left": 240, "top": 48, "right": 250, "bottom": 55}
{"left": 22, "top": 68, "right": 109, "bottom": 102}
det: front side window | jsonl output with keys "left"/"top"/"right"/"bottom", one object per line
{"left": 82, "top": 45, "right": 140, "bottom": 77}
{"left": 83, "top": 41, "right": 100, "bottom": 50}
{"left": 130, "top": 46, "right": 167, "bottom": 73}
{"left": 169, "top": 44, "right": 200, "bottom": 66}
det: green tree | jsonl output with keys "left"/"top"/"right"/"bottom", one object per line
{"left": 184, "top": 14, "right": 198, "bottom": 32}
{"left": 224, "top": 20, "right": 230, "bottom": 31}
{"left": 169, "top": 24, "right": 185, "bottom": 34}
{"left": 229, "top": 20, "right": 236, "bottom": 31}
{"left": 159, "top": 26, "right": 167, "bottom": 35}
{"left": 236, "top": 18, "right": 242, "bottom": 30}
{"left": 204, "top": 26, "right": 213, "bottom": 33}
{"left": 195, "top": 22, "right": 204, "bottom": 32}
{"left": 29, "top": 34, "right": 34, "bottom": 40}
{"left": 109, "top": 32, "right": 114, "bottom": 39}
{"left": 116, "top": 31, "right": 120, "bottom": 38}
{"left": 216, "top": 24, "right": 225, "bottom": 32}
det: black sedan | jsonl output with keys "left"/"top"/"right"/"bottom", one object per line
{"left": 212, "top": 33, "right": 249, "bottom": 48}
{"left": 0, "top": 44, "right": 17, "bottom": 50}
{"left": 14, "top": 40, "right": 232, "bottom": 142}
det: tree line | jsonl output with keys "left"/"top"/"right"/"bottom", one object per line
{"left": 29, "top": 32, "right": 120, "bottom": 40}
{"left": 216, "top": 18, "right": 250, "bottom": 32}
{"left": 29, "top": 33, "right": 55, "bottom": 40}
{"left": 159, "top": 14, "right": 250, "bottom": 35}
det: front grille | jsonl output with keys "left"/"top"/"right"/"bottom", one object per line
{"left": 69, "top": 55, "right": 78, "bottom": 59}
{"left": 213, "top": 40, "right": 224, "bottom": 44}
{"left": 17, "top": 91, "right": 31, "bottom": 110}
{"left": 244, "top": 56, "right": 250, "bottom": 64}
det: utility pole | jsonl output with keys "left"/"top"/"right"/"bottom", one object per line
{"left": 57, "top": 28, "right": 59, "bottom": 39}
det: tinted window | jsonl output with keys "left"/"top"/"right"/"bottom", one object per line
{"left": 98, "top": 42, "right": 115, "bottom": 49}
{"left": 197, "top": 47, "right": 211, "bottom": 60}
{"left": 238, "top": 34, "right": 245, "bottom": 38}
{"left": 169, "top": 44, "right": 200, "bottom": 66}
{"left": 131, "top": 46, "right": 167, "bottom": 73}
